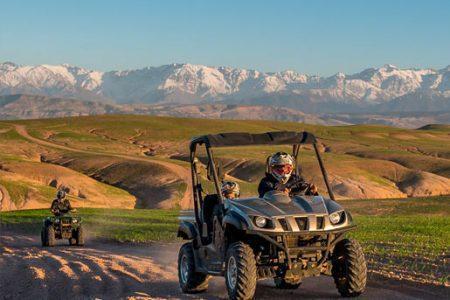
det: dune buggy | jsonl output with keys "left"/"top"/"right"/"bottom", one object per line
{"left": 41, "top": 214, "right": 84, "bottom": 247}
{"left": 177, "top": 131, "right": 367, "bottom": 299}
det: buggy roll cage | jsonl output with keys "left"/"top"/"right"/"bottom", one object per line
{"left": 189, "top": 131, "right": 335, "bottom": 225}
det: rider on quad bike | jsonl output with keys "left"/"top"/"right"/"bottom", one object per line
{"left": 50, "top": 190, "right": 75, "bottom": 216}
{"left": 258, "top": 152, "right": 318, "bottom": 198}
{"left": 42, "top": 189, "right": 83, "bottom": 247}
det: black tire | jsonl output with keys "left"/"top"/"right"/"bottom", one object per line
{"left": 41, "top": 229, "right": 47, "bottom": 247}
{"left": 225, "top": 242, "right": 257, "bottom": 300}
{"left": 178, "top": 242, "right": 210, "bottom": 293}
{"left": 76, "top": 225, "right": 85, "bottom": 246}
{"left": 274, "top": 278, "right": 302, "bottom": 289}
{"left": 69, "top": 237, "right": 77, "bottom": 246}
{"left": 332, "top": 238, "right": 367, "bottom": 297}
{"left": 46, "top": 225, "right": 56, "bottom": 247}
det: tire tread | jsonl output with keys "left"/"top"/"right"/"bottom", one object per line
{"left": 332, "top": 238, "right": 367, "bottom": 297}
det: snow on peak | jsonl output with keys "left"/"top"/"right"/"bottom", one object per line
{"left": 382, "top": 64, "right": 398, "bottom": 70}
{"left": 0, "top": 62, "right": 448, "bottom": 104}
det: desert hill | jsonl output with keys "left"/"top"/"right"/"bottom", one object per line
{"left": 0, "top": 115, "right": 448, "bottom": 211}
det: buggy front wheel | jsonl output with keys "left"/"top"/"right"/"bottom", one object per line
{"left": 332, "top": 238, "right": 367, "bottom": 297}
{"left": 225, "top": 242, "right": 257, "bottom": 300}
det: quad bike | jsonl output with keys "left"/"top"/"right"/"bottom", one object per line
{"left": 41, "top": 213, "right": 84, "bottom": 247}
{"left": 177, "top": 131, "right": 367, "bottom": 299}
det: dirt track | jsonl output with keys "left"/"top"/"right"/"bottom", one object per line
{"left": 1, "top": 232, "right": 447, "bottom": 300}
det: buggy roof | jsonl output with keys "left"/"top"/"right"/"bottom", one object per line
{"left": 190, "top": 131, "right": 316, "bottom": 150}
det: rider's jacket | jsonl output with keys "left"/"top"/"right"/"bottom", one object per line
{"left": 257, "top": 173, "right": 315, "bottom": 198}
{"left": 50, "top": 199, "right": 73, "bottom": 216}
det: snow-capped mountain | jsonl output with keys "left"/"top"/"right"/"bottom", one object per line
{"left": 1, "top": 62, "right": 449, "bottom": 112}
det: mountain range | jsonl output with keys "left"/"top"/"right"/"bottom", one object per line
{"left": 1, "top": 62, "right": 449, "bottom": 113}
{"left": 0, "top": 62, "right": 449, "bottom": 126}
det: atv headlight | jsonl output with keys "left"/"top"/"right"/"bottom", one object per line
{"left": 329, "top": 211, "right": 343, "bottom": 225}
{"left": 254, "top": 216, "right": 268, "bottom": 228}
{"left": 72, "top": 219, "right": 78, "bottom": 223}
{"left": 55, "top": 219, "right": 60, "bottom": 223}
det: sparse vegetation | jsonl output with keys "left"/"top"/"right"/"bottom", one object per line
{"left": 344, "top": 196, "right": 450, "bottom": 286}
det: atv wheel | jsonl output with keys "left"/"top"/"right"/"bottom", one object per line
{"left": 75, "top": 225, "right": 85, "bottom": 246}
{"left": 332, "top": 238, "right": 367, "bottom": 297}
{"left": 46, "top": 225, "right": 56, "bottom": 247}
{"left": 41, "top": 229, "right": 46, "bottom": 247}
{"left": 225, "top": 242, "right": 257, "bottom": 300}
{"left": 274, "top": 278, "right": 302, "bottom": 289}
{"left": 69, "top": 237, "right": 77, "bottom": 246}
{"left": 178, "top": 242, "right": 210, "bottom": 293}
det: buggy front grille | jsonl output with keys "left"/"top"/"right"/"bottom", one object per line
{"left": 316, "top": 216, "right": 325, "bottom": 230}
{"left": 295, "top": 217, "right": 308, "bottom": 230}
{"left": 279, "top": 218, "right": 289, "bottom": 231}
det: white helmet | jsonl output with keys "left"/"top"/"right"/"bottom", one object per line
{"left": 221, "top": 181, "right": 240, "bottom": 199}
{"left": 269, "top": 152, "right": 294, "bottom": 183}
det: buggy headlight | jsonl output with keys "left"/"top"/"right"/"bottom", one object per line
{"left": 72, "top": 219, "right": 77, "bottom": 223}
{"left": 329, "top": 211, "right": 343, "bottom": 225}
{"left": 254, "top": 216, "right": 268, "bottom": 228}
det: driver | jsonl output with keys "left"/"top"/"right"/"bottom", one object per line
{"left": 258, "top": 152, "right": 318, "bottom": 198}
{"left": 221, "top": 181, "right": 240, "bottom": 200}
{"left": 50, "top": 190, "right": 75, "bottom": 216}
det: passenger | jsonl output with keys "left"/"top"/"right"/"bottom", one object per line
{"left": 258, "top": 152, "right": 318, "bottom": 198}
{"left": 50, "top": 190, "right": 75, "bottom": 216}
{"left": 221, "top": 181, "right": 240, "bottom": 200}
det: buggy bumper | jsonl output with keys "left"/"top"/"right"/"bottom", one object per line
{"left": 248, "top": 225, "right": 356, "bottom": 271}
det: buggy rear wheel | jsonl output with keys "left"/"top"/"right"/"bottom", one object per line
{"left": 225, "top": 242, "right": 257, "bottom": 300}
{"left": 178, "top": 242, "right": 210, "bottom": 293}
{"left": 46, "top": 225, "right": 55, "bottom": 247}
{"left": 274, "top": 278, "right": 302, "bottom": 289}
{"left": 332, "top": 238, "right": 367, "bottom": 297}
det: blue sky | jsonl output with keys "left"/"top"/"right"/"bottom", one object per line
{"left": 1, "top": 0, "right": 449, "bottom": 75}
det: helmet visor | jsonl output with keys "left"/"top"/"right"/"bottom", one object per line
{"left": 272, "top": 164, "right": 293, "bottom": 176}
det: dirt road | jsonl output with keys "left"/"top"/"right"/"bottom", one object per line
{"left": 13, "top": 125, "right": 193, "bottom": 209}
{"left": 1, "top": 232, "right": 446, "bottom": 300}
